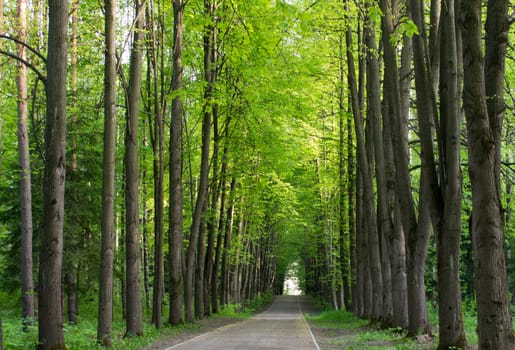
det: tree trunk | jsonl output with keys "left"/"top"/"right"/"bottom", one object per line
{"left": 365, "top": 10, "right": 394, "bottom": 325}
{"left": 337, "top": 35, "right": 351, "bottom": 310}
{"left": 195, "top": 198, "right": 208, "bottom": 319}
{"left": 38, "top": 1, "right": 69, "bottom": 348}
{"left": 378, "top": 0, "right": 408, "bottom": 329}
{"left": 125, "top": 0, "right": 145, "bottom": 337}
{"left": 65, "top": 0, "right": 79, "bottom": 327}
{"left": 380, "top": 0, "right": 431, "bottom": 334}
{"left": 435, "top": 1, "right": 467, "bottom": 347}
{"left": 65, "top": 267, "right": 77, "bottom": 325}
{"left": 142, "top": 199, "right": 150, "bottom": 310}
{"left": 148, "top": 0, "right": 165, "bottom": 326}
{"left": 16, "top": 0, "right": 35, "bottom": 331}
{"left": 184, "top": 0, "right": 215, "bottom": 322}
{"left": 460, "top": 1, "right": 513, "bottom": 348}
{"left": 346, "top": 5, "right": 382, "bottom": 321}
{"left": 169, "top": 0, "right": 185, "bottom": 327}
{"left": 97, "top": 0, "right": 117, "bottom": 344}
{"left": 212, "top": 170, "right": 227, "bottom": 314}
{"left": 221, "top": 177, "right": 236, "bottom": 306}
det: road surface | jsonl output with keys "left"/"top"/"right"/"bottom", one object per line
{"left": 164, "top": 295, "right": 320, "bottom": 350}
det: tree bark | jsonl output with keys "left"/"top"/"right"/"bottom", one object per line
{"left": 169, "top": 0, "right": 185, "bottom": 326}
{"left": 337, "top": 33, "right": 351, "bottom": 310}
{"left": 365, "top": 10, "right": 393, "bottom": 325}
{"left": 460, "top": 1, "right": 513, "bottom": 348}
{"left": 347, "top": 6, "right": 383, "bottom": 321}
{"left": 125, "top": 0, "right": 145, "bottom": 336}
{"left": 379, "top": 0, "right": 408, "bottom": 329}
{"left": 221, "top": 177, "right": 236, "bottom": 306}
{"left": 38, "top": 0, "right": 69, "bottom": 348}
{"left": 97, "top": 0, "right": 117, "bottom": 345}
{"left": 148, "top": 0, "right": 165, "bottom": 327}
{"left": 195, "top": 197, "right": 208, "bottom": 319}
{"left": 435, "top": 1, "right": 467, "bottom": 347}
{"left": 16, "top": 0, "right": 35, "bottom": 331}
{"left": 65, "top": 0, "right": 79, "bottom": 326}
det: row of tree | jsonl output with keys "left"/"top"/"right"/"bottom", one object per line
{"left": 0, "top": 0, "right": 303, "bottom": 349}
{"left": 300, "top": 1, "right": 514, "bottom": 349}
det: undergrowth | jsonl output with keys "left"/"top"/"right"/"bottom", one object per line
{"left": 305, "top": 301, "right": 488, "bottom": 349}
{"left": 0, "top": 290, "right": 273, "bottom": 350}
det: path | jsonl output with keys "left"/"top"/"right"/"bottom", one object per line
{"left": 164, "top": 295, "right": 320, "bottom": 350}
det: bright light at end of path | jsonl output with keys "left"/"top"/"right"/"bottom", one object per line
{"left": 283, "top": 263, "right": 302, "bottom": 295}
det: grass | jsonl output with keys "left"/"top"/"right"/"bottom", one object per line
{"left": 2, "top": 313, "right": 203, "bottom": 350}
{"left": 306, "top": 309, "right": 368, "bottom": 330}
{"left": 307, "top": 310, "right": 429, "bottom": 349}
{"left": 0, "top": 291, "right": 273, "bottom": 350}
{"left": 305, "top": 304, "right": 487, "bottom": 350}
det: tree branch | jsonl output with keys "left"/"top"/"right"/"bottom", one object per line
{"left": 0, "top": 34, "right": 46, "bottom": 63}
{"left": 0, "top": 49, "right": 46, "bottom": 83}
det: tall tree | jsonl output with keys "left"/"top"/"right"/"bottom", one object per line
{"left": 381, "top": 0, "right": 432, "bottom": 334}
{"left": 38, "top": 0, "right": 69, "bottom": 348}
{"left": 147, "top": 0, "right": 166, "bottom": 328}
{"left": 125, "top": 0, "right": 145, "bottom": 336}
{"left": 169, "top": 0, "right": 185, "bottom": 326}
{"left": 365, "top": 6, "right": 393, "bottom": 325}
{"left": 434, "top": 0, "right": 466, "bottom": 347}
{"left": 16, "top": 0, "right": 35, "bottom": 331}
{"left": 460, "top": 0, "right": 514, "bottom": 348}
{"left": 97, "top": 0, "right": 117, "bottom": 345}
{"left": 65, "top": 0, "right": 79, "bottom": 325}
{"left": 378, "top": 0, "right": 408, "bottom": 329}
{"left": 345, "top": 1, "right": 382, "bottom": 321}
{"left": 184, "top": 0, "right": 216, "bottom": 322}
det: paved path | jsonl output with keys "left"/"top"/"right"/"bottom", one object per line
{"left": 164, "top": 295, "right": 320, "bottom": 350}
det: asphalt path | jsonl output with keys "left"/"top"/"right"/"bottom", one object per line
{"left": 164, "top": 295, "right": 320, "bottom": 350}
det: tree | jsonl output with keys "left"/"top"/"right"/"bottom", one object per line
{"left": 184, "top": 0, "right": 216, "bottom": 322}
{"left": 16, "top": 0, "right": 35, "bottom": 331}
{"left": 380, "top": 0, "right": 432, "bottom": 335}
{"left": 345, "top": 0, "right": 382, "bottom": 322}
{"left": 146, "top": 0, "right": 166, "bottom": 328}
{"left": 434, "top": 0, "right": 466, "bottom": 347}
{"left": 365, "top": 5, "right": 393, "bottom": 325}
{"left": 125, "top": 0, "right": 145, "bottom": 337}
{"left": 378, "top": 0, "right": 408, "bottom": 329}
{"left": 38, "top": 0, "right": 69, "bottom": 348}
{"left": 97, "top": 0, "right": 117, "bottom": 345}
{"left": 169, "top": 0, "right": 185, "bottom": 326}
{"left": 460, "top": 0, "right": 514, "bottom": 348}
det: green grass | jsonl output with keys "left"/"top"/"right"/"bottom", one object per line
{"left": 306, "top": 309, "right": 368, "bottom": 329}
{"left": 0, "top": 290, "right": 273, "bottom": 350}
{"left": 306, "top": 302, "right": 493, "bottom": 349}
{"left": 306, "top": 310, "right": 427, "bottom": 349}
{"left": 2, "top": 313, "right": 204, "bottom": 350}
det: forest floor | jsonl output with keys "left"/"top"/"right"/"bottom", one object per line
{"left": 300, "top": 297, "right": 435, "bottom": 350}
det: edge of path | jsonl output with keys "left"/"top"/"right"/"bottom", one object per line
{"left": 140, "top": 299, "right": 275, "bottom": 350}
{"left": 297, "top": 296, "right": 322, "bottom": 350}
